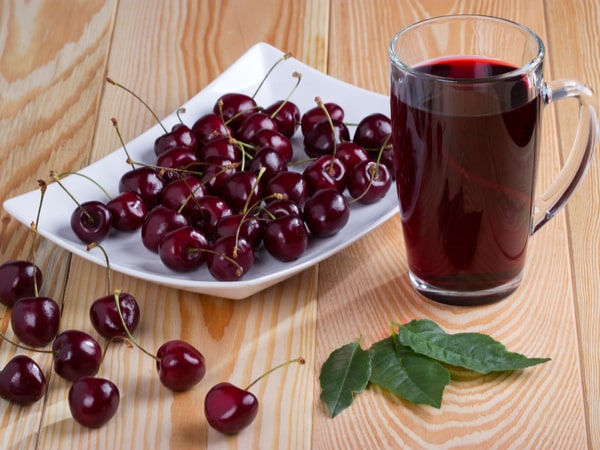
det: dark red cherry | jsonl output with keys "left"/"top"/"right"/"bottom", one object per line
{"left": 219, "top": 172, "right": 263, "bottom": 214}
{"left": 0, "top": 260, "right": 43, "bottom": 307}
{"left": 156, "top": 340, "right": 206, "bottom": 391}
{"left": 260, "top": 199, "right": 303, "bottom": 220}
{"left": 158, "top": 226, "right": 209, "bottom": 272}
{"left": 303, "top": 155, "right": 348, "bottom": 194}
{"left": 379, "top": 146, "right": 394, "bottom": 173}
{"left": 156, "top": 146, "right": 201, "bottom": 183}
{"left": 204, "top": 357, "right": 305, "bottom": 435}
{"left": 119, "top": 167, "right": 166, "bottom": 209}
{"left": 213, "top": 92, "right": 258, "bottom": 131}
{"left": 155, "top": 123, "right": 199, "bottom": 157}
{"left": 207, "top": 236, "right": 254, "bottom": 281}
{"left": 236, "top": 112, "right": 277, "bottom": 143}
{"left": 0, "top": 355, "right": 46, "bottom": 406}
{"left": 69, "top": 376, "right": 119, "bottom": 428}
{"left": 141, "top": 205, "right": 189, "bottom": 253}
{"left": 52, "top": 330, "right": 102, "bottom": 382}
{"left": 248, "top": 147, "right": 287, "bottom": 180}
{"left": 199, "top": 156, "right": 239, "bottom": 194}
{"left": 303, "top": 119, "right": 350, "bottom": 158}
{"left": 251, "top": 128, "right": 294, "bottom": 163}
{"left": 198, "top": 136, "right": 243, "bottom": 163}
{"left": 160, "top": 175, "right": 208, "bottom": 215}
{"left": 336, "top": 142, "right": 370, "bottom": 172}
{"left": 353, "top": 113, "right": 392, "bottom": 150}
{"left": 10, "top": 296, "right": 60, "bottom": 347}
{"left": 70, "top": 201, "right": 113, "bottom": 244}
{"left": 106, "top": 191, "right": 148, "bottom": 232}
{"left": 265, "top": 171, "right": 309, "bottom": 208}
{"left": 263, "top": 215, "right": 308, "bottom": 262}
{"left": 300, "top": 102, "right": 344, "bottom": 136}
{"left": 89, "top": 292, "right": 140, "bottom": 340}
{"left": 192, "top": 112, "right": 231, "bottom": 146}
{"left": 347, "top": 160, "right": 392, "bottom": 204}
{"left": 186, "top": 195, "right": 232, "bottom": 239}
{"left": 264, "top": 100, "right": 301, "bottom": 138}
{"left": 303, "top": 188, "right": 350, "bottom": 237}
{"left": 214, "top": 214, "right": 263, "bottom": 249}
{"left": 204, "top": 382, "right": 258, "bottom": 435}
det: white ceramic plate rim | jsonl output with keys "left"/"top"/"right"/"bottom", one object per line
{"left": 3, "top": 42, "right": 398, "bottom": 299}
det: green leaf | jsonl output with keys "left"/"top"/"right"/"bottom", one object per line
{"left": 319, "top": 339, "right": 371, "bottom": 417}
{"left": 397, "top": 319, "right": 551, "bottom": 374}
{"left": 369, "top": 336, "right": 450, "bottom": 408}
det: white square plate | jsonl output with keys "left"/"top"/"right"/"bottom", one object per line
{"left": 3, "top": 42, "right": 398, "bottom": 299}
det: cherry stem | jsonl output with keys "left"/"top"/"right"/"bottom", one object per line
{"left": 0, "top": 330, "right": 53, "bottom": 354}
{"left": 315, "top": 96, "right": 338, "bottom": 172}
{"left": 230, "top": 167, "right": 267, "bottom": 258}
{"left": 176, "top": 177, "right": 205, "bottom": 215}
{"left": 113, "top": 290, "right": 160, "bottom": 362}
{"left": 246, "top": 193, "right": 285, "bottom": 217}
{"left": 176, "top": 107, "right": 186, "bottom": 124}
{"left": 288, "top": 157, "right": 316, "bottom": 167}
{"left": 86, "top": 242, "right": 112, "bottom": 295}
{"left": 373, "top": 133, "right": 391, "bottom": 167}
{"left": 241, "top": 166, "right": 266, "bottom": 215}
{"left": 348, "top": 164, "right": 377, "bottom": 205}
{"left": 245, "top": 357, "right": 305, "bottom": 391}
{"left": 29, "top": 179, "right": 47, "bottom": 297}
{"left": 112, "top": 118, "right": 136, "bottom": 170}
{"left": 251, "top": 52, "right": 292, "bottom": 99}
{"left": 50, "top": 172, "right": 93, "bottom": 221}
{"left": 106, "top": 77, "right": 168, "bottom": 134}
{"left": 99, "top": 335, "right": 133, "bottom": 371}
{"left": 348, "top": 134, "right": 391, "bottom": 205}
{"left": 223, "top": 103, "right": 261, "bottom": 128}
{"left": 268, "top": 71, "right": 302, "bottom": 119}
{"left": 125, "top": 157, "right": 209, "bottom": 179}
{"left": 52, "top": 170, "right": 113, "bottom": 201}
{"left": 201, "top": 249, "right": 245, "bottom": 278}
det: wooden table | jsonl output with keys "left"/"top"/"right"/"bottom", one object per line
{"left": 1, "top": 1, "right": 598, "bottom": 448}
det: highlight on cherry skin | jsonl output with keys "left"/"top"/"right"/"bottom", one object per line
{"left": 0, "top": 355, "right": 47, "bottom": 406}
{"left": 0, "top": 260, "right": 43, "bottom": 307}
{"left": 68, "top": 376, "right": 120, "bottom": 429}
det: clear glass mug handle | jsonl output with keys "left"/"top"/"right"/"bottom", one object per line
{"left": 532, "top": 80, "right": 599, "bottom": 233}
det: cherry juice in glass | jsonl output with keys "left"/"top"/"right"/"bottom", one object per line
{"left": 391, "top": 56, "right": 541, "bottom": 304}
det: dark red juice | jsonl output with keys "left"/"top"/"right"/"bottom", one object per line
{"left": 391, "top": 56, "right": 541, "bottom": 303}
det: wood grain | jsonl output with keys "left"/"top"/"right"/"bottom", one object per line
{"left": 543, "top": 1, "right": 600, "bottom": 447}
{"left": 0, "top": 0, "right": 598, "bottom": 449}
{"left": 0, "top": 1, "right": 117, "bottom": 448}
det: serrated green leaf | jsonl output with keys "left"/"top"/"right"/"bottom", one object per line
{"left": 369, "top": 336, "right": 450, "bottom": 408}
{"left": 397, "top": 319, "right": 551, "bottom": 374}
{"left": 319, "top": 340, "right": 371, "bottom": 417}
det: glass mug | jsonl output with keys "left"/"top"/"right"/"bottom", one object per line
{"left": 389, "top": 15, "right": 598, "bottom": 306}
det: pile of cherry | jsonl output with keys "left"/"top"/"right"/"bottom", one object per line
{"left": 0, "top": 55, "right": 392, "bottom": 433}
{"left": 66, "top": 64, "right": 393, "bottom": 281}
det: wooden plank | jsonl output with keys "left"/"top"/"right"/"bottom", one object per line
{"left": 544, "top": 1, "right": 600, "bottom": 447}
{"left": 0, "top": 1, "right": 118, "bottom": 448}
{"left": 313, "top": 1, "right": 590, "bottom": 448}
